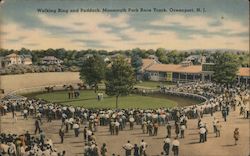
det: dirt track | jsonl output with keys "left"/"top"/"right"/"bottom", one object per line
{"left": 2, "top": 107, "right": 249, "bottom": 156}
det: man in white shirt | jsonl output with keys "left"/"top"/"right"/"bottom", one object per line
{"left": 69, "top": 117, "right": 74, "bottom": 129}
{"left": 212, "top": 117, "right": 218, "bottom": 133}
{"left": 140, "top": 139, "right": 148, "bottom": 156}
{"left": 123, "top": 141, "right": 133, "bottom": 156}
{"left": 86, "top": 130, "right": 92, "bottom": 142}
{"left": 115, "top": 121, "right": 120, "bottom": 135}
{"left": 73, "top": 123, "right": 80, "bottom": 137}
{"left": 163, "top": 136, "right": 171, "bottom": 156}
{"left": 172, "top": 137, "right": 180, "bottom": 156}
{"left": 23, "top": 109, "right": 28, "bottom": 120}
{"left": 129, "top": 117, "right": 135, "bottom": 130}
{"left": 180, "top": 125, "right": 186, "bottom": 138}
{"left": 199, "top": 127, "right": 206, "bottom": 143}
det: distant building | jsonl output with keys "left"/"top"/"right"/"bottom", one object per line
{"left": 185, "top": 55, "right": 206, "bottom": 64}
{"left": 180, "top": 60, "right": 193, "bottom": 67}
{"left": 148, "top": 55, "right": 159, "bottom": 61}
{"left": 22, "top": 58, "right": 33, "bottom": 65}
{"left": 145, "top": 63, "right": 202, "bottom": 82}
{"left": 41, "top": 56, "right": 63, "bottom": 65}
{"left": 144, "top": 62, "right": 250, "bottom": 84}
{"left": 20, "top": 55, "right": 33, "bottom": 65}
{"left": 103, "top": 56, "right": 110, "bottom": 63}
{"left": 110, "top": 53, "right": 125, "bottom": 60}
{"left": 141, "top": 59, "right": 161, "bottom": 72}
{"left": 84, "top": 54, "right": 94, "bottom": 59}
{"left": 237, "top": 68, "right": 250, "bottom": 84}
{"left": 4, "top": 53, "right": 22, "bottom": 66}
{"left": 0, "top": 53, "right": 32, "bottom": 68}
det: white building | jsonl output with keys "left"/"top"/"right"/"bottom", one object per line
{"left": 41, "top": 56, "right": 63, "bottom": 65}
{"left": 185, "top": 55, "right": 206, "bottom": 64}
{"left": 148, "top": 55, "right": 159, "bottom": 61}
{"left": 0, "top": 53, "right": 32, "bottom": 68}
{"left": 22, "top": 57, "right": 33, "bottom": 65}
{"left": 4, "top": 53, "right": 22, "bottom": 65}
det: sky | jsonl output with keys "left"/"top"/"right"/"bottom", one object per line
{"left": 0, "top": 0, "right": 249, "bottom": 51}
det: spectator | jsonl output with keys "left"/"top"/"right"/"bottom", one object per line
{"left": 101, "top": 143, "right": 107, "bottom": 156}
{"left": 163, "top": 136, "right": 171, "bottom": 156}
{"left": 122, "top": 141, "right": 133, "bottom": 156}
{"left": 172, "top": 137, "right": 180, "bottom": 156}
{"left": 234, "top": 128, "right": 240, "bottom": 145}
{"left": 59, "top": 127, "right": 65, "bottom": 143}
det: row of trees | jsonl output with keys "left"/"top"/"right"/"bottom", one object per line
{"left": 0, "top": 64, "right": 80, "bottom": 75}
{"left": 0, "top": 48, "right": 245, "bottom": 87}
{"left": 1, "top": 48, "right": 249, "bottom": 67}
{"left": 80, "top": 55, "right": 136, "bottom": 108}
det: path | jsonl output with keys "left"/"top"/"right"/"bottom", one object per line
{"left": 2, "top": 107, "right": 249, "bottom": 156}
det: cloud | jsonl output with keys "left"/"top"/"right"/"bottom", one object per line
{"left": 0, "top": 31, "right": 8, "bottom": 35}
{"left": 36, "top": 13, "right": 131, "bottom": 49}
{"left": 208, "top": 20, "right": 223, "bottom": 27}
{"left": 71, "top": 39, "right": 112, "bottom": 49}
{"left": 23, "top": 43, "right": 39, "bottom": 47}
{"left": 1, "top": 12, "right": 248, "bottom": 51}
{"left": 150, "top": 15, "right": 248, "bottom": 39}
{"left": 98, "top": 24, "right": 134, "bottom": 41}
{"left": 6, "top": 36, "right": 27, "bottom": 43}
{"left": 134, "top": 42, "right": 159, "bottom": 46}
{"left": 1, "top": 22, "right": 81, "bottom": 50}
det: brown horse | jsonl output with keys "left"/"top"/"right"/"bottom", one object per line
{"left": 45, "top": 86, "right": 55, "bottom": 93}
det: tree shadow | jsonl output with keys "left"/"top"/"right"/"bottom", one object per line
{"left": 71, "top": 141, "right": 84, "bottom": 144}
{"left": 75, "top": 152, "right": 84, "bottom": 155}
{"left": 137, "top": 135, "right": 152, "bottom": 137}
{"left": 221, "top": 144, "right": 236, "bottom": 147}
{"left": 189, "top": 137, "right": 199, "bottom": 141}
{"left": 97, "top": 130, "right": 109, "bottom": 133}
{"left": 58, "top": 96, "right": 113, "bottom": 103}
{"left": 73, "top": 145, "right": 84, "bottom": 147}
{"left": 188, "top": 132, "right": 199, "bottom": 135}
{"left": 97, "top": 134, "right": 112, "bottom": 136}
{"left": 131, "top": 132, "right": 143, "bottom": 135}
{"left": 65, "top": 135, "right": 75, "bottom": 138}
{"left": 188, "top": 128, "right": 199, "bottom": 130}
{"left": 152, "top": 137, "right": 165, "bottom": 140}
{"left": 187, "top": 141, "right": 201, "bottom": 144}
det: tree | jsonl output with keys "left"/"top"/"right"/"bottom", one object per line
{"left": 19, "top": 48, "right": 30, "bottom": 55}
{"left": 131, "top": 52, "right": 143, "bottom": 81}
{"left": 105, "top": 57, "right": 136, "bottom": 108}
{"left": 155, "top": 48, "right": 166, "bottom": 62}
{"left": 79, "top": 55, "right": 106, "bottom": 93}
{"left": 213, "top": 52, "right": 240, "bottom": 84}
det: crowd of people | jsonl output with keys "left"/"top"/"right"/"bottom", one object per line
{"left": 0, "top": 131, "right": 65, "bottom": 156}
{"left": 0, "top": 82, "right": 249, "bottom": 156}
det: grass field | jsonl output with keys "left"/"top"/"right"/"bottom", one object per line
{"left": 96, "top": 81, "right": 175, "bottom": 89}
{"left": 29, "top": 90, "right": 177, "bottom": 109}
{"left": 27, "top": 90, "right": 201, "bottom": 109}
{"left": 135, "top": 81, "right": 175, "bottom": 89}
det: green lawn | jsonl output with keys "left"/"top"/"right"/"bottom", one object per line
{"left": 135, "top": 81, "right": 175, "bottom": 89}
{"left": 32, "top": 90, "right": 177, "bottom": 109}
